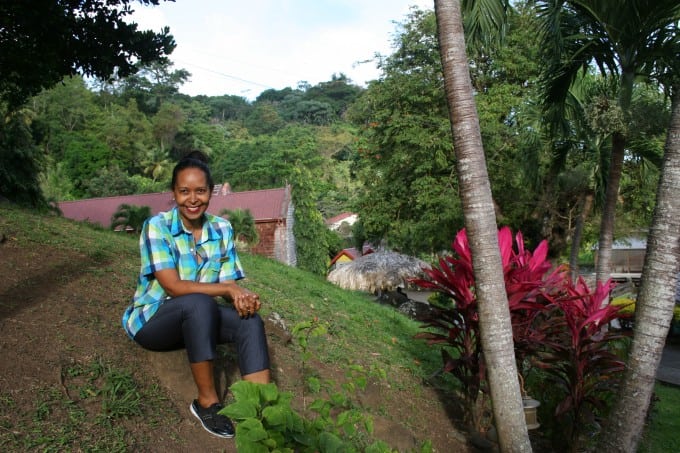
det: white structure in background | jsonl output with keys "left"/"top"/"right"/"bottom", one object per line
{"left": 325, "top": 212, "right": 358, "bottom": 232}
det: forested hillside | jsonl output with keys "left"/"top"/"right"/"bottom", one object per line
{"left": 1, "top": 3, "right": 668, "bottom": 266}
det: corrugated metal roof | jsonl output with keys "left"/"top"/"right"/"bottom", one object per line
{"left": 57, "top": 186, "right": 291, "bottom": 228}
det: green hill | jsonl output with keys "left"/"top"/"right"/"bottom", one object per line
{"left": 0, "top": 204, "right": 465, "bottom": 451}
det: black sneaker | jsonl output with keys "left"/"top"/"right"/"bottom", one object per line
{"left": 189, "top": 400, "right": 235, "bottom": 438}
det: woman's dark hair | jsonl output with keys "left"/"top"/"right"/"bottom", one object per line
{"left": 171, "top": 150, "right": 215, "bottom": 191}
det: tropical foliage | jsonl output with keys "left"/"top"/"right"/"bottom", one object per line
{"left": 0, "top": 3, "right": 666, "bottom": 265}
{"left": 221, "top": 320, "right": 402, "bottom": 453}
{"left": 413, "top": 227, "right": 631, "bottom": 450}
{"left": 0, "top": 0, "right": 175, "bottom": 109}
{"left": 535, "top": 0, "right": 680, "bottom": 281}
{"left": 3, "top": 2, "right": 679, "bottom": 451}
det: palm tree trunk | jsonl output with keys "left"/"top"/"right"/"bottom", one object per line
{"left": 569, "top": 191, "right": 594, "bottom": 280}
{"left": 435, "top": 1, "right": 531, "bottom": 451}
{"left": 595, "top": 132, "right": 626, "bottom": 284}
{"left": 595, "top": 69, "right": 636, "bottom": 284}
{"left": 599, "top": 88, "right": 680, "bottom": 451}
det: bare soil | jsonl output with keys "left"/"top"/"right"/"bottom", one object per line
{"left": 0, "top": 232, "right": 473, "bottom": 452}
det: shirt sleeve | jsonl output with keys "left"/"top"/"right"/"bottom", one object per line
{"left": 139, "top": 218, "right": 177, "bottom": 277}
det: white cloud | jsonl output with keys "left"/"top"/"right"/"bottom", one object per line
{"left": 129, "top": 0, "right": 433, "bottom": 99}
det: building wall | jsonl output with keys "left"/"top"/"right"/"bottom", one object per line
{"left": 247, "top": 220, "right": 294, "bottom": 267}
{"left": 285, "top": 201, "right": 296, "bottom": 267}
{"left": 250, "top": 222, "right": 279, "bottom": 262}
{"left": 611, "top": 250, "right": 646, "bottom": 273}
{"left": 594, "top": 249, "right": 646, "bottom": 274}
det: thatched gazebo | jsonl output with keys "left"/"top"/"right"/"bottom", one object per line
{"left": 327, "top": 250, "right": 430, "bottom": 294}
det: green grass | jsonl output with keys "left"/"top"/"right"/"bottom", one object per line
{"left": 0, "top": 356, "right": 175, "bottom": 452}
{"left": 2, "top": 204, "right": 678, "bottom": 450}
{"left": 0, "top": 204, "right": 448, "bottom": 449}
{"left": 638, "top": 383, "right": 680, "bottom": 452}
{"left": 241, "top": 251, "right": 443, "bottom": 375}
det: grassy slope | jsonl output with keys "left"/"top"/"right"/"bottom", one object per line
{"left": 0, "top": 205, "right": 454, "bottom": 450}
{"left": 1, "top": 204, "right": 678, "bottom": 452}
{"left": 1, "top": 205, "right": 441, "bottom": 375}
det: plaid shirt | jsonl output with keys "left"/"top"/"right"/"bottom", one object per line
{"left": 122, "top": 207, "right": 245, "bottom": 338}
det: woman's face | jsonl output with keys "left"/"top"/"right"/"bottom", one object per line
{"left": 173, "top": 167, "right": 211, "bottom": 229}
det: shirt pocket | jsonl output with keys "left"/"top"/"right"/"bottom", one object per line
{"left": 199, "top": 259, "right": 222, "bottom": 283}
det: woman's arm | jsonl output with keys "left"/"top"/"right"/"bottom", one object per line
{"left": 154, "top": 268, "right": 261, "bottom": 317}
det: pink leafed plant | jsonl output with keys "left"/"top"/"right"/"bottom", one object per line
{"left": 412, "top": 227, "right": 631, "bottom": 447}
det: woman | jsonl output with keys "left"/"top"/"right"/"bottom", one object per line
{"left": 122, "top": 151, "right": 270, "bottom": 439}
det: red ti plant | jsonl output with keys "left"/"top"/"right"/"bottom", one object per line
{"left": 412, "top": 227, "right": 631, "bottom": 449}
{"left": 411, "top": 227, "right": 564, "bottom": 430}
{"left": 533, "top": 277, "right": 631, "bottom": 450}
{"left": 499, "top": 228, "right": 568, "bottom": 372}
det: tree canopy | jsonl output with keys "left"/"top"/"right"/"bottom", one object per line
{"left": 0, "top": 0, "right": 176, "bottom": 108}
{"left": 0, "top": 1, "right": 669, "bottom": 268}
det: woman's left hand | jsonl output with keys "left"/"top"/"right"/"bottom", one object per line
{"left": 230, "top": 286, "right": 261, "bottom": 318}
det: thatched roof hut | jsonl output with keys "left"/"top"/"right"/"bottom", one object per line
{"left": 327, "top": 251, "right": 430, "bottom": 293}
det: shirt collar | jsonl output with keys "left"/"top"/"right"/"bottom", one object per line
{"left": 169, "top": 206, "right": 219, "bottom": 243}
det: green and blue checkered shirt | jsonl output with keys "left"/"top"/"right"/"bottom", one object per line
{"left": 122, "top": 207, "right": 245, "bottom": 339}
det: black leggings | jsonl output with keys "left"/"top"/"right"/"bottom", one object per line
{"left": 133, "top": 293, "right": 270, "bottom": 376}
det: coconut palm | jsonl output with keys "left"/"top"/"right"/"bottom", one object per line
{"left": 141, "top": 147, "right": 171, "bottom": 183}
{"left": 110, "top": 204, "right": 151, "bottom": 233}
{"left": 598, "top": 70, "right": 680, "bottom": 452}
{"left": 535, "top": 0, "right": 680, "bottom": 283}
{"left": 435, "top": 0, "right": 532, "bottom": 450}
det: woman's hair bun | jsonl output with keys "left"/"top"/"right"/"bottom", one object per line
{"left": 181, "top": 150, "right": 209, "bottom": 164}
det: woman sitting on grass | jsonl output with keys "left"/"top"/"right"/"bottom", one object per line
{"left": 122, "top": 150, "right": 270, "bottom": 439}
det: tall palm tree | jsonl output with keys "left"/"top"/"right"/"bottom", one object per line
{"left": 535, "top": 0, "right": 680, "bottom": 283}
{"left": 548, "top": 74, "right": 611, "bottom": 277}
{"left": 110, "top": 204, "right": 151, "bottom": 233}
{"left": 435, "top": 1, "right": 532, "bottom": 450}
{"left": 598, "top": 68, "right": 680, "bottom": 453}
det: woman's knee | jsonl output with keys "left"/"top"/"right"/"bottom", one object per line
{"left": 239, "top": 314, "right": 266, "bottom": 339}
{"left": 180, "top": 293, "right": 218, "bottom": 319}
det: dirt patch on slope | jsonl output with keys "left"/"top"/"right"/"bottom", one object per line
{"left": 0, "top": 233, "right": 471, "bottom": 452}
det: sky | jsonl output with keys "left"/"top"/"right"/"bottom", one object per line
{"left": 129, "top": 0, "right": 433, "bottom": 100}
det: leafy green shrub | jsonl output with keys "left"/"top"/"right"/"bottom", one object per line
{"left": 223, "top": 380, "right": 397, "bottom": 453}
{"left": 222, "top": 320, "right": 426, "bottom": 452}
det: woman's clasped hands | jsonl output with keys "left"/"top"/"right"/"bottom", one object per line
{"left": 228, "top": 285, "right": 261, "bottom": 318}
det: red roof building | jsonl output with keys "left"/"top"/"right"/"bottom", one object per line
{"left": 57, "top": 185, "right": 296, "bottom": 266}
